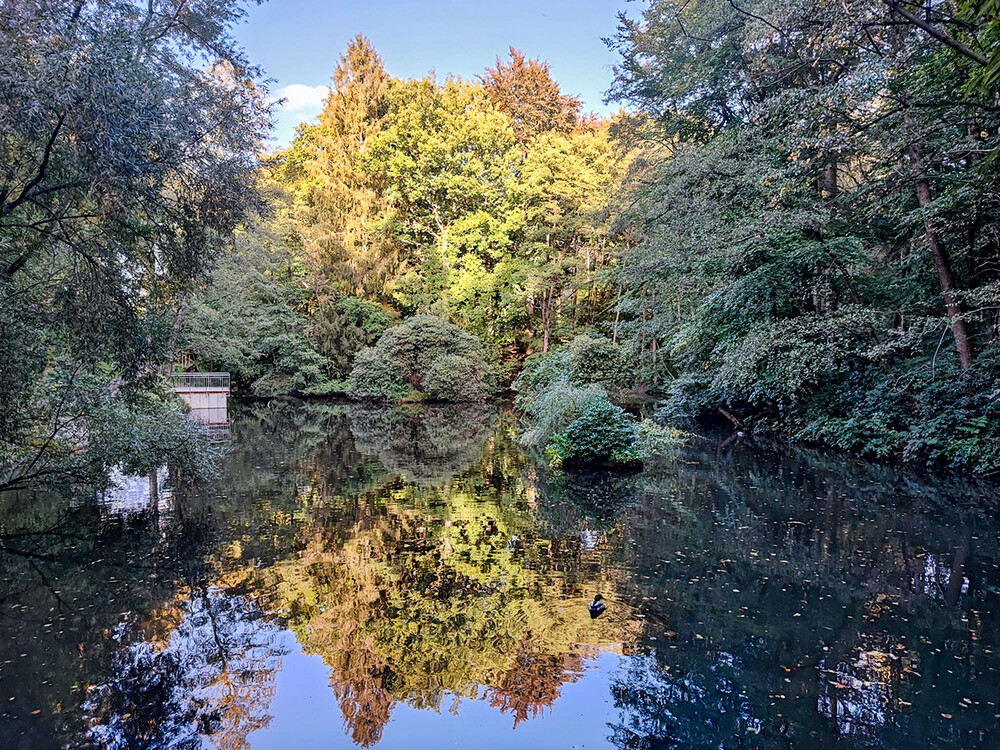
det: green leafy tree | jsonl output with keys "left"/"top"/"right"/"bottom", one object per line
{"left": 0, "top": 0, "right": 271, "bottom": 489}
{"left": 522, "top": 127, "right": 621, "bottom": 351}
{"left": 607, "top": 0, "right": 1000, "bottom": 471}
{"left": 346, "top": 315, "right": 495, "bottom": 402}
{"left": 363, "top": 76, "right": 523, "bottom": 316}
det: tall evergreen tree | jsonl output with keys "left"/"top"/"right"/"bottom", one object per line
{"left": 480, "top": 47, "right": 583, "bottom": 144}
{"left": 294, "top": 34, "right": 393, "bottom": 300}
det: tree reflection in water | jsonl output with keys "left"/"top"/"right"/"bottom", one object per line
{"left": 0, "top": 402, "right": 998, "bottom": 749}
{"left": 255, "top": 405, "right": 638, "bottom": 744}
{"left": 83, "top": 590, "right": 285, "bottom": 750}
{"left": 347, "top": 403, "right": 497, "bottom": 485}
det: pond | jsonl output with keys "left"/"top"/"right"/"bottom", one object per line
{"left": 1, "top": 401, "right": 998, "bottom": 749}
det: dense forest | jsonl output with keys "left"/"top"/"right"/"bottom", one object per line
{"left": 2, "top": 0, "right": 1000, "bottom": 493}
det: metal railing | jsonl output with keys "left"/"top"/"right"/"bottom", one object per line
{"left": 201, "top": 421, "right": 232, "bottom": 440}
{"left": 171, "top": 372, "right": 231, "bottom": 392}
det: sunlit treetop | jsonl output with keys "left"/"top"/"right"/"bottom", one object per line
{"left": 480, "top": 47, "right": 584, "bottom": 144}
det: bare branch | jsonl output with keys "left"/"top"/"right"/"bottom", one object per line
{"left": 884, "top": 1, "right": 989, "bottom": 66}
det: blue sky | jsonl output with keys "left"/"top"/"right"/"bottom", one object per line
{"left": 233, "top": 0, "right": 638, "bottom": 147}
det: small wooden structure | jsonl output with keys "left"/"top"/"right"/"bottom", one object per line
{"left": 172, "top": 372, "right": 230, "bottom": 430}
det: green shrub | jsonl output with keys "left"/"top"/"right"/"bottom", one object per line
{"left": 515, "top": 337, "right": 686, "bottom": 467}
{"left": 422, "top": 353, "right": 490, "bottom": 401}
{"left": 346, "top": 346, "right": 406, "bottom": 401}
{"left": 555, "top": 398, "right": 641, "bottom": 466}
{"left": 513, "top": 350, "right": 571, "bottom": 407}
{"left": 566, "top": 335, "right": 632, "bottom": 391}
{"left": 179, "top": 220, "right": 335, "bottom": 397}
{"left": 346, "top": 315, "right": 494, "bottom": 402}
{"left": 302, "top": 379, "right": 350, "bottom": 397}
{"left": 514, "top": 334, "right": 631, "bottom": 412}
{"left": 635, "top": 419, "right": 686, "bottom": 457}
{"left": 250, "top": 332, "right": 331, "bottom": 396}
{"left": 651, "top": 308, "right": 1000, "bottom": 472}
{"left": 517, "top": 378, "right": 607, "bottom": 450}
{"left": 310, "top": 296, "right": 392, "bottom": 379}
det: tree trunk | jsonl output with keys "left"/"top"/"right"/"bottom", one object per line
{"left": 821, "top": 157, "right": 838, "bottom": 200}
{"left": 148, "top": 471, "right": 159, "bottom": 517}
{"left": 542, "top": 285, "right": 553, "bottom": 353}
{"left": 161, "top": 304, "right": 185, "bottom": 376}
{"left": 717, "top": 406, "right": 744, "bottom": 430}
{"left": 907, "top": 141, "right": 974, "bottom": 370}
{"left": 612, "top": 283, "right": 623, "bottom": 344}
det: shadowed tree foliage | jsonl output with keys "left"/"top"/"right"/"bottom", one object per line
{"left": 606, "top": 0, "right": 1000, "bottom": 471}
{"left": 0, "top": 0, "right": 272, "bottom": 490}
{"left": 178, "top": 213, "right": 333, "bottom": 396}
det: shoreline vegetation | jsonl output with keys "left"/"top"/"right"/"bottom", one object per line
{"left": 3, "top": 1, "right": 1000, "bottom": 495}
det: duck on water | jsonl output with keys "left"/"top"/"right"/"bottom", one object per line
{"left": 589, "top": 594, "right": 606, "bottom": 619}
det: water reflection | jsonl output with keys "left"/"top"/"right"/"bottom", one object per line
{"left": 347, "top": 403, "right": 496, "bottom": 485}
{"left": 1, "top": 402, "right": 998, "bottom": 749}
{"left": 83, "top": 590, "right": 285, "bottom": 750}
{"left": 100, "top": 465, "right": 171, "bottom": 515}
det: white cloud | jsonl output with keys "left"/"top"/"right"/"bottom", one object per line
{"left": 276, "top": 83, "right": 328, "bottom": 112}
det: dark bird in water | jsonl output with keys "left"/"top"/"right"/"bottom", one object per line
{"left": 589, "top": 594, "right": 606, "bottom": 619}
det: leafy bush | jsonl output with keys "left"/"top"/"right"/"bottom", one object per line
{"left": 514, "top": 335, "right": 638, "bottom": 453}
{"left": 514, "top": 335, "right": 632, "bottom": 411}
{"left": 346, "top": 315, "right": 495, "bottom": 402}
{"left": 302, "top": 379, "right": 350, "bottom": 397}
{"left": 422, "top": 353, "right": 490, "bottom": 402}
{"left": 516, "top": 378, "right": 607, "bottom": 451}
{"left": 514, "top": 338, "right": 685, "bottom": 467}
{"left": 793, "top": 352, "right": 1000, "bottom": 473}
{"left": 345, "top": 346, "right": 406, "bottom": 401}
{"left": 249, "top": 332, "right": 330, "bottom": 397}
{"left": 652, "top": 308, "right": 1000, "bottom": 472}
{"left": 566, "top": 335, "right": 632, "bottom": 391}
{"left": 550, "top": 398, "right": 640, "bottom": 466}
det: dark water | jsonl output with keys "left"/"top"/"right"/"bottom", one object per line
{"left": 1, "top": 401, "right": 998, "bottom": 749}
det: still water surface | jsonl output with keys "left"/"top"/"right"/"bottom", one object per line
{"left": 1, "top": 401, "right": 998, "bottom": 749}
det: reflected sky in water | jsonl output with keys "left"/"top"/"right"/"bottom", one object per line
{"left": 1, "top": 401, "right": 998, "bottom": 749}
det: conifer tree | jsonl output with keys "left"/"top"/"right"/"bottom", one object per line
{"left": 297, "top": 35, "right": 393, "bottom": 299}
{"left": 480, "top": 47, "right": 583, "bottom": 144}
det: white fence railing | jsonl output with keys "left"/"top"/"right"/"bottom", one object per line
{"left": 171, "top": 372, "right": 231, "bottom": 392}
